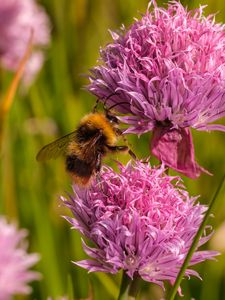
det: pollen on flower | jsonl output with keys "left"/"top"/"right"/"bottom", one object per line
{"left": 142, "top": 262, "right": 159, "bottom": 274}
{"left": 62, "top": 161, "right": 218, "bottom": 289}
{"left": 125, "top": 255, "right": 137, "bottom": 267}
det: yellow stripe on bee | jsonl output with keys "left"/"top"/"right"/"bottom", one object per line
{"left": 80, "top": 113, "right": 117, "bottom": 145}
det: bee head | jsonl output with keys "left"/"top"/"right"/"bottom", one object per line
{"left": 105, "top": 111, "right": 119, "bottom": 124}
{"left": 93, "top": 94, "right": 129, "bottom": 125}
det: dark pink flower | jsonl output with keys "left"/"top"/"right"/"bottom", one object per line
{"left": 62, "top": 161, "right": 217, "bottom": 289}
{"left": 88, "top": 1, "right": 225, "bottom": 178}
{"left": 0, "top": 217, "right": 40, "bottom": 300}
{"left": 0, "top": 0, "right": 50, "bottom": 85}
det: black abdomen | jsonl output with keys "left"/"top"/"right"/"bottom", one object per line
{"left": 66, "top": 155, "right": 93, "bottom": 177}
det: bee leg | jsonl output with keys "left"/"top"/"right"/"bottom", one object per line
{"left": 106, "top": 145, "right": 128, "bottom": 152}
{"left": 95, "top": 152, "right": 102, "bottom": 172}
{"left": 113, "top": 128, "right": 137, "bottom": 160}
{"left": 107, "top": 145, "right": 137, "bottom": 159}
{"left": 114, "top": 127, "right": 123, "bottom": 137}
{"left": 140, "top": 157, "right": 150, "bottom": 164}
{"left": 95, "top": 152, "right": 104, "bottom": 190}
{"left": 128, "top": 149, "right": 137, "bottom": 160}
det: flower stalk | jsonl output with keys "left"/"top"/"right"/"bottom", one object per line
{"left": 117, "top": 272, "right": 142, "bottom": 300}
{"left": 117, "top": 272, "right": 132, "bottom": 300}
{"left": 128, "top": 274, "right": 142, "bottom": 299}
{"left": 0, "top": 32, "right": 33, "bottom": 149}
{"left": 168, "top": 174, "right": 225, "bottom": 300}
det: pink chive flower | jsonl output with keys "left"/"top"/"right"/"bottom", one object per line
{"left": 0, "top": 0, "right": 50, "bottom": 85}
{"left": 0, "top": 217, "right": 40, "bottom": 300}
{"left": 88, "top": 1, "right": 225, "bottom": 178}
{"left": 62, "top": 161, "right": 218, "bottom": 290}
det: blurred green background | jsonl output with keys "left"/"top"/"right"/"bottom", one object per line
{"left": 0, "top": 0, "right": 225, "bottom": 299}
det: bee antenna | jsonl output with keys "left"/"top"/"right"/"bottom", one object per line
{"left": 92, "top": 92, "right": 118, "bottom": 113}
{"left": 108, "top": 101, "right": 128, "bottom": 111}
{"left": 92, "top": 98, "right": 100, "bottom": 112}
{"left": 103, "top": 92, "right": 118, "bottom": 108}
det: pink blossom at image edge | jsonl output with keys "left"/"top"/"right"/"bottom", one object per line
{"left": 0, "top": 217, "right": 40, "bottom": 300}
{"left": 0, "top": 0, "right": 50, "bottom": 85}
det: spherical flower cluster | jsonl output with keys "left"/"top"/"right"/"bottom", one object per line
{"left": 62, "top": 161, "right": 217, "bottom": 289}
{"left": 0, "top": 217, "right": 40, "bottom": 300}
{"left": 0, "top": 0, "right": 50, "bottom": 84}
{"left": 88, "top": 1, "right": 225, "bottom": 178}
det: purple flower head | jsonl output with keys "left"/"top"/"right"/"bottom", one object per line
{"left": 0, "top": 217, "right": 40, "bottom": 300}
{"left": 0, "top": 0, "right": 50, "bottom": 85}
{"left": 62, "top": 161, "right": 218, "bottom": 290}
{"left": 88, "top": 1, "right": 225, "bottom": 178}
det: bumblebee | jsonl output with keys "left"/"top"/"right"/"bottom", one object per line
{"left": 36, "top": 109, "right": 135, "bottom": 186}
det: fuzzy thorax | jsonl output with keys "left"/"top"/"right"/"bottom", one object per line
{"left": 79, "top": 113, "right": 117, "bottom": 146}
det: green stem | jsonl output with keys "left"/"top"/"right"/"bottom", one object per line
{"left": 117, "top": 272, "right": 142, "bottom": 300}
{"left": 168, "top": 174, "right": 225, "bottom": 300}
{"left": 128, "top": 274, "right": 142, "bottom": 299}
{"left": 117, "top": 271, "right": 132, "bottom": 300}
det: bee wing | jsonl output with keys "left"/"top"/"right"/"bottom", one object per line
{"left": 36, "top": 131, "right": 77, "bottom": 161}
{"left": 82, "top": 133, "right": 103, "bottom": 160}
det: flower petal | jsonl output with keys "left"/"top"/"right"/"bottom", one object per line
{"left": 151, "top": 127, "right": 211, "bottom": 178}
